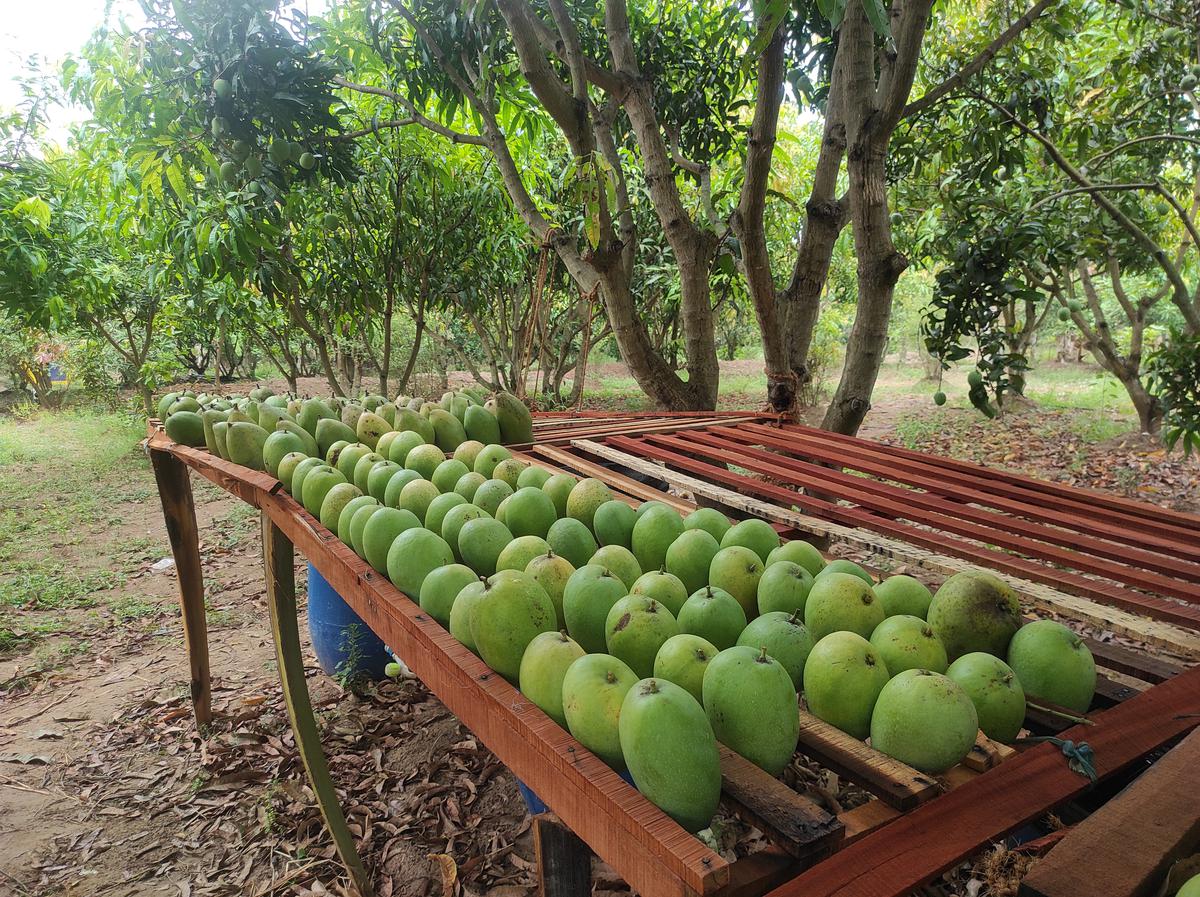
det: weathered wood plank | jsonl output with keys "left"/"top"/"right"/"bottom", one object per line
{"left": 1018, "top": 728, "right": 1200, "bottom": 897}
{"left": 717, "top": 745, "right": 844, "bottom": 861}
{"left": 793, "top": 710, "right": 939, "bottom": 811}
{"left": 261, "top": 512, "right": 373, "bottom": 897}
{"left": 148, "top": 447, "right": 212, "bottom": 726}
{"left": 534, "top": 814, "right": 592, "bottom": 897}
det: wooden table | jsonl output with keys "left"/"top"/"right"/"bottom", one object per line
{"left": 146, "top": 412, "right": 1200, "bottom": 897}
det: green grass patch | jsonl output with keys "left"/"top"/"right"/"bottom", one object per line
{"left": 0, "top": 568, "right": 127, "bottom": 610}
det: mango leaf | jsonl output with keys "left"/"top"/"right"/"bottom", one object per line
{"left": 816, "top": 0, "right": 849, "bottom": 29}
{"left": 862, "top": 0, "right": 891, "bottom": 38}
{"left": 12, "top": 196, "right": 52, "bottom": 230}
{"left": 747, "top": 0, "right": 790, "bottom": 59}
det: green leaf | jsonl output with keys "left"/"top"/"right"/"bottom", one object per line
{"left": 12, "top": 196, "right": 52, "bottom": 230}
{"left": 747, "top": 0, "right": 789, "bottom": 59}
{"left": 862, "top": 0, "right": 890, "bottom": 38}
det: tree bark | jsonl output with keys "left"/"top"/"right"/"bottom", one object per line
{"left": 821, "top": 0, "right": 932, "bottom": 435}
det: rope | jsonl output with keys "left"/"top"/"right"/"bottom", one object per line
{"left": 1016, "top": 736, "right": 1098, "bottom": 782}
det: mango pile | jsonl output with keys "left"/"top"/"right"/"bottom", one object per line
{"left": 159, "top": 388, "right": 1097, "bottom": 836}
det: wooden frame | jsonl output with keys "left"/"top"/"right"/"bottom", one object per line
{"left": 146, "top": 412, "right": 1200, "bottom": 897}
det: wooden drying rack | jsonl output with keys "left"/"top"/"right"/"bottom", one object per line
{"left": 146, "top": 411, "right": 1200, "bottom": 897}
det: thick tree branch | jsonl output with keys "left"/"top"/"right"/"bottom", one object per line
{"left": 876, "top": 0, "right": 938, "bottom": 133}
{"left": 903, "top": 0, "right": 1058, "bottom": 119}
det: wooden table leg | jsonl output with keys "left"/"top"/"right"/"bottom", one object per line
{"left": 262, "top": 511, "right": 374, "bottom": 897}
{"left": 150, "top": 447, "right": 212, "bottom": 726}
{"left": 533, "top": 813, "right": 591, "bottom": 897}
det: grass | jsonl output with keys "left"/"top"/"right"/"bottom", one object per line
{"left": 0, "top": 568, "right": 126, "bottom": 611}
{"left": 0, "top": 409, "right": 147, "bottom": 655}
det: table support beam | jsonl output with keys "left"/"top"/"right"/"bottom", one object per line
{"left": 149, "top": 447, "right": 212, "bottom": 726}
{"left": 534, "top": 813, "right": 592, "bottom": 897}
{"left": 261, "top": 512, "right": 373, "bottom": 897}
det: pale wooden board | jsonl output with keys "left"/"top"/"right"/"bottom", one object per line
{"left": 572, "top": 440, "right": 1200, "bottom": 659}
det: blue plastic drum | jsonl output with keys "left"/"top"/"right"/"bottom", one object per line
{"left": 306, "top": 562, "right": 392, "bottom": 680}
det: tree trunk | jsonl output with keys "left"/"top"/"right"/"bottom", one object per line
{"left": 213, "top": 318, "right": 226, "bottom": 390}
{"left": 822, "top": 143, "right": 907, "bottom": 434}
{"left": 378, "top": 292, "right": 394, "bottom": 397}
{"left": 596, "top": 266, "right": 712, "bottom": 410}
{"left": 397, "top": 293, "right": 427, "bottom": 395}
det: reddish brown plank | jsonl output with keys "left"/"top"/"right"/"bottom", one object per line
{"left": 766, "top": 666, "right": 1200, "bottom": 897}
{"left": 1018, "top": 728, "right": 1200, "bottom": 897}
{"left": 772, "top": 421, "right": 1200, "bottom": 541}
{"left": 716, "top": 425, "right": 1200, "bottom": 574}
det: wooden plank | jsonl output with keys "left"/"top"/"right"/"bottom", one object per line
{"left": 1018, "top": 728, "right": 1200, "bottom": 897}
{"left": 765, "top": 666, "right": 1200, "bottom": 897}
{"left": 772, "top": 422, "right": 1200, "bottom": 541}
{"left": 534, "top": 814, "right": 592, "bottom": 897}
{"left": 572, "top": 439, "right": 1200, "bottom": 658}
{"left": 793, "top": 710, "right": 939, "bottom": 811}
{"left": 717, "top": 745, "right": 844, "bottom": 861}
{"left": 532, "top": 444, "right": 694, "bottom": 511}
{"left": 1082, "top": 637, "right": 1185, "bottom": 684}
{"left": 648, "top": 430, "right": 1200, "bottom": 604}
{"left": 961, "top": 732, "right": 1017, "bottom": 773}
{"left": 261, "top": 512, "right": 373, "bottom": 897}
{"left": 730, "top": 423, "right": 1200, "bottom": 563}
{"left": 714, "top": 849, "right": 804, "bottom": 897}
{"left": 148, "top": 446, "right": 212, "bottom": 726}
{"left": 706, "top": 427, "right": 1200, "bottom": 585}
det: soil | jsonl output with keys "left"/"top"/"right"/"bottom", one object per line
{"left": 2, "top": 362, "right": 1197, "bottom": 896}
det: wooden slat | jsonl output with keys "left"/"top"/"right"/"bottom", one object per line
{"left": 648, "top": 430, "right": 1200, "bottom": 604}
{"left": 531, "top": 444, "right": 694, "bottom": 511}
{"left": 572, "top": 439, "right": 1200, "bottom": 658}
{"left": 961, "top": 732, "right": 1017, "bottom": 773}
{"left": 765, "top": 666, "right": 1200, "bottom": 897}
{"left": 1018, "top": 728, "right": 1200, "bottom": 897}
{"left": 718, "top": 746, "right": 844, "bottom": 861}
{"left": 709, "top": 426, "right": 1200, "bottom": 584}
{"left": 794, "top": 710, "right": 939, "bottom": 811}
{"left": 773, "top": 422, "right": 1200, "bottom": 541}
{"left": 601, "top": 433, "right": 1200, "bottom": 631}
{"left": 733, "top": 423, "right": 1200, "bottom": 563}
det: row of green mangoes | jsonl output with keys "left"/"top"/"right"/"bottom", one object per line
{"left": 251, "top": 422, "right": 1096, "bottom": 835}
{"left": 158, "top": 384, "right": 535, "bottom": 461}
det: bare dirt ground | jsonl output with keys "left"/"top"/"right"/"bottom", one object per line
{"left": 2, "top": 360, "right": 1197, "bottom": 896}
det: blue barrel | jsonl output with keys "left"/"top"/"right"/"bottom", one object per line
{"left": 306, "top": 563, "right": 392, "bottom": 680}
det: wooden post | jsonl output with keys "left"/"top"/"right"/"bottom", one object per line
{"left": 261, "top": 512, "right": 373, "bottom": 897}
{"left": 149, "top": 447, "right": 212, "bottom": 726}
{"left": 533, "top": 814, "right": 591, "bottom": 897}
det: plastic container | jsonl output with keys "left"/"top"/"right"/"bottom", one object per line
{"left": 306, "top": 562, "right": 392, "bottom": 680}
